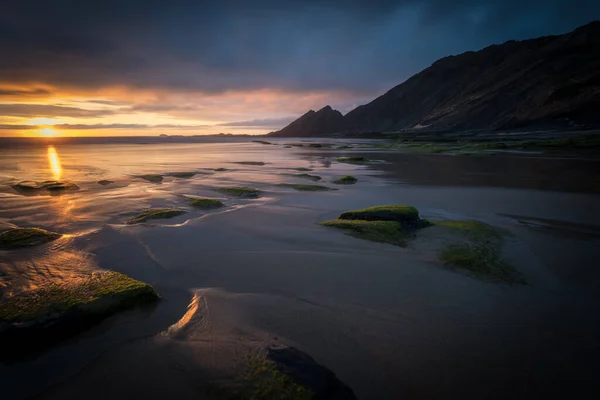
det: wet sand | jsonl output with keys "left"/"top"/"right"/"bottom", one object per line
{"left": 1, "top": 138, "right": 599, "bottom": 399}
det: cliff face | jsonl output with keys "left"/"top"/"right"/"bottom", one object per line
{"left": 270, "top": 21, "right": 600, "bottom": 137}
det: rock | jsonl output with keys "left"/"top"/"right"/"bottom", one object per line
{"left": 12, "top": 181, "right": 79, "bottom": 195}
{"left": 97, "top": 180, "right": 114, "bottom": 185}
{"left": 126, "top": 208, "right": 186, "bottom": 224}
{"left": 0, "top": 228, "right": 62, "bottom": 249}
{"left": 215, "top": 187, "right": 261, "bottom": 198}
{"left": 267, "top": 345, "right": 357, "bottom": 400}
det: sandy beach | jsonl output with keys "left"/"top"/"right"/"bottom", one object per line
{"left": 1, "top": 137, "right": 599, "bottom": 399}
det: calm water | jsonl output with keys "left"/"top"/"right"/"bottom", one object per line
{"left": 1, "top": 137, "right": 599, "bottom": 399}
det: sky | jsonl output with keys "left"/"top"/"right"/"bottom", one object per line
{"left": 1, "top": 0, "right": 599, "bottom": 137}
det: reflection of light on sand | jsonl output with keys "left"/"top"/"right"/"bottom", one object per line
{"left": 47, "top": 145, "right": 62, "bottom": 180}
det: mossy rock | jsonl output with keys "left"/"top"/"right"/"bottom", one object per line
{"left": 320, "top": 219, "right": 409, "bottom": 246}
{"left": 126, "top": 208, "right": 186, "bottom": 224}
{"left": 167, "top": 172, "right": 196, "bottom": 178}
{"left": 251, "top": 140, "right": 272, "bottom": 145}
{"left": 292, "top": 167, "right": 312, "bottom": 171}
{"left": 234, "top": 355, "right": 313, "bottom": 400}
{"left": 291, "top": 173, "right": 321, "bottom": 181}
{"left": 279, "top": 184, "right": 332, "bottom": 191}
{"left": 286, "top": 143, "right": 304, "bottom": 147}
{"left": 0, "top": 271, "right": 159, "bottom": 328}
{"left": 339, "top": 205, "right": 420, "bottom": 226}
{"left": 189, "top": 198, "right": 225, "bottom": 210}
{"left": 12, "top": 181, "right": 80, "bottom": 194}
{"left": 233, "top": 161, "right": 266, "bottom": 166}
{"left": 332, "top": 175, "right": 358, "bottom": 185}
{"left": 283, "top": 145, "right": 293, "bottom": 148}
{"left": 0, "top": 228, "right": 62, "bottom": 249}
{"left": 137, "top": 174, "right": 163, "bottom": 183}
{"left": 213, "top": 168, "right": 228, "bottom": 172}
{"left": 435, "top": 220, "right": 524, "bottom": 284}
{"left": 215, "top": 186, "right": 261, "bottom": 198}
{"left": 336, "top": 145, "right": 354, "bottom": 150}
{"left": 335, "top": 157, "right": 372, "bottom": 164}
{"left": 308, "top": 143, "right": 324, "bottom": 148}
{"left": 97, "top": 180, "right": 115, "bottom": 186}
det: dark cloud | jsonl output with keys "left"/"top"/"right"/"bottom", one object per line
{"left": 0, "top": 1, "right": 599, "bottom": 95}
{"left": 0, "top": 104, "right": 117, "bottom": 118}
{"left": 0, "top": 88, "right": 52, "bottom": 96}
{"left": 0, "top": 124, "right": 34, "bottom": 130}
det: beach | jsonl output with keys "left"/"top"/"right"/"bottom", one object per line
{"left": 1, "top": 137, "right": 599, "bottom": 399}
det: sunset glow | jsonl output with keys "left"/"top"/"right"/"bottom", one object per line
{"left": 47, "top": 146, "right": 62, "bottom": 179}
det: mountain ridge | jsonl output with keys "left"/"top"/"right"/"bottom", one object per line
{"left": 269, "top": 21, "right": 600, "bottom": 137}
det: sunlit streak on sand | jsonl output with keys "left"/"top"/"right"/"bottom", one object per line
{"left": 47, "top": 146, "right": 62, "bottom": 180}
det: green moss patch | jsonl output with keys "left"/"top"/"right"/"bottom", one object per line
{"left": 0, "top": 228, "right": 62, "bottom": 249}
{"left": 436, "top": 220, "right": 524, "bottom": 284}
{"left": 235, "top": 356, "right": 313, "bottom": 400}
{"left": 189, "top": 198, "right": 225, "bottom": 210}
{"left": 97, "top": 180, "right": 114, "bottom": 185}
{"left": 0, "top": 271, "right": 159, "bottom": 325}
{"left": 279, "top": 184, "right": 332, "bottom": 191}
{"left": 321, "top": 219, "right": 409, "bottom": 246}
{"left": 137, "top": 174, "right": 164, "bottom": 183}
{"left": 126, "top": 208, "right": 186, "bottom": 224}
{"left": 215, "top": 186, "right": 261, "bottom": 198}
{"left": 233, "top": 161, "right": 266, "bottom": 166}
{"left": 332, "top": 175, "right": 358, "bottom": 185}
{"left": 167, "top": 172, "right": 196, "bottom": 178}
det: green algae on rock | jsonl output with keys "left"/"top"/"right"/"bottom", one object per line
{"left": 189, "top": 198, "right": 225, "bottom": 209}
{"left": 126, "top": 208, "right": 186, "bottom": 224}
{"left": 137, "top": 174, "right": 164, "bottom": 183}
{"left": 321, "top": 219, "right": 409, "bottom": 246}
{"left": 0, "top": 271, "right": 159, "bottom": 330}
{"left": 332, "top": 175, "right": 358, "bottom": 185}
{"left": 436, "top": 220, "right": 524, "bottom": 284}
{"left": 235, "top": 355, "right": 313, "bottom": 400}
{"left": 12, "top": 180, "right": 80, "bottom": 194}
{"left": 320, "top": 205, "right": 431, "bottom": 246}
{"left": 97, "top": 180, "right": 115, "bottom": 185}
{"left": 339, "top": 205, "right": 421, "bottom": 225}
{"left": 0, "top": 228, "right": 62, "bottom": 249}
{"left": 279, "top": 183, "right": 333, "bottom": 191}
{"left": 213, "top": 167, "right": 228, "bottom": 172}
{"left": 215, "top": 186, "right": 261, "bottom": 198}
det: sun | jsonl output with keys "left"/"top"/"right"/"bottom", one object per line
{"left": 38, "top": 127, "right": 58, "bottom": 136}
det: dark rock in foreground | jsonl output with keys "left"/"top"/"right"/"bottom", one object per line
{"left": 267, "top": 345, "right": 358, "bottom": 400}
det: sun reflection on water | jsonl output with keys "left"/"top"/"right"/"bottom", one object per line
{"left": 47, "top": 146, "right": 62, "bottom": 180}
